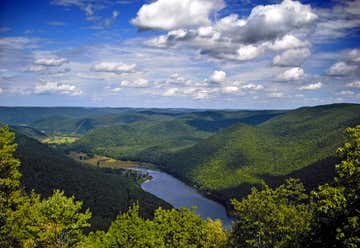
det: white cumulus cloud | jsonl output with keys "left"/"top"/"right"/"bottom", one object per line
{"left": 298, "top": 82, "right": 322, "bottom": 90}
{"left": 240, "top": 83, "right": 264, "bottom": 90}
{"left": 120, "top": 78, "right": 149, "bottom": 87}
{"left": 34, "top": 82, "right": 82, "bottom": 96}
{"left": 131, "top": 0, "right": 225, "bottom": 30}
{"left": 231, "top": 0, "right": 317, "bottom": 43}
{"left": 267, "top": 35, "right": 310, "bottom": 51}
{"left": 273, "top": 48, "right": 311, "bottom": 67}
{"left": 327, "top": 61, "right": 357, "bottom": 76}
{"left": 346, "top": 49, "right": 360, "bottom": 63}
{"left": 34, "top": 57, "right": 68, "bottom": 67}
{"left": 143, "top": 0, "right": 316, "bottom": 63}
{"left": 277, "top": 67, "right": 304, "bottom": 81}
{"left": 93, "top": 62, "right": 136, "bottom": 74}
{"left": 210, "top": 70, "right": 226, "bottom": 83}
{"left": 346, "top": 80, "right": 360, "bottom": 88}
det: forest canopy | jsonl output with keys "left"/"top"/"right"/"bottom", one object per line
{"left": 0, "top": 124, "right": 359, "bottom": 247}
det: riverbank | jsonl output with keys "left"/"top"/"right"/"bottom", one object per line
{"left": 68, "top": 152, "right": 235, "bottom": 224}
{"left": 131, "top": 167, "right": 234, "bottom": 227}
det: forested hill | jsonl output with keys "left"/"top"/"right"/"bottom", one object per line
{"left": 68, "top": 110, "right": 285, "bottom": 161}
{"left": 161, "top": 103, "right": 360, "bottom": 201}
{"left": 13, "top": 132, "right": 170, "bottom": 230}
{"left": 3, "top": 104, "right": 359, "bottom": 210}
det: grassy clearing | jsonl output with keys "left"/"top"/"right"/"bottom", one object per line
{"left": 68, "top": 151, "right": 155, "bottom": 169}
{"left": 42, "top": 136, "right": 79, "bottom": 144}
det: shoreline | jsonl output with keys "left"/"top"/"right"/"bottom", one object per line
{"left": 68, "top": 151, "right": 235, "bottom": 218}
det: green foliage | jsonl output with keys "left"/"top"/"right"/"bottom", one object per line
{"left": 0, "top": 125, "right": 92, "bottom": 248}
{"left": 229, "top": 179, "right": 312, "bottom": 248}
{"left": 0, "top": 125, "right": 21, "bottom": 193}
{"left": 310, "top": 125, "right": 360, "bottom": 248}
{"left": 10, "top": 191, "right": 91, "bottom": 248}
{"left": 0, "top": 125, "right": 24, "bottom": 247}
{"left": 14, "top": 132, "right": 170, "bottom": 230}
{"left": 79, "top": 204, "right": 227, "bottom": 248}
{"left": 163, "top": 103, "right": 360, "bottom": 200}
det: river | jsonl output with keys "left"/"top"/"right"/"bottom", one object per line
{"left": 132, "top": 167, "right": 234, "bottom": 228}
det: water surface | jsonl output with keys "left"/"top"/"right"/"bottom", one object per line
{"left": 134, "top": 167, "right": 234, "bottom": 227}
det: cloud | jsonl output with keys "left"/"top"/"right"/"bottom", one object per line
{"left": 162, "top": 87, "right": 179, "bottom": 96}
{"left": 120, "top": 78, "right": 149, "bottom": 87}
{"left": 277, "top": 67, "right": 304, "bottom": 81}
{"left": 298, "top": 82, "right": 322, "bottom": 90}
{"left": 131, "top": 0, "right": 225, "bottom": 30}
{"left": 0, "top": 37, "right": 39, "bottom": 49}
{"left": 34, "top": 82, "right": 82, "bottom": 96}
{"left": 235, "top": 45, "right": 265, "bottom": 61}
{"left": 92, "top": 62, "right": 136, "bottom": 73}
{"left": 165, "top": 73, "right": 192, "bottom": 85}
{"left": 327, "top": 61, "right": 357, "bottom": 76}
{"left": 346, "top": 49, "right": 360, "bottom": 63}
{"left": 312, "top": 1, "right": 360, "bottom": 43}
{"left": 52, "top": 0, "right": 117, "bottom": 25}
{"left": 273, "top": 48, "right": 311, "bottom": 67}
{"left": 221, "top": 86, "right": 240, "bottom": 93}
{"left": 111, "top": 87, "right": 122, "bottom": 93}
{"left": 52, "top": 0, "right": 100, "bottom": 18}
{"left": 232, "top": 0, "right": 317, "bottom": 44}
{"left": 240, "top": 83, "right": 264, "bottom": 90}
{"left": 268, "top": 91, "right": 284, "bottom": 98}
{"left": 210, "top": 70, "right": 226, "bottom": 83}
{"left": 337, "top": 90, "right": 355, "bottom": 96}
{"left": 143, "top": 0, "right": 316, "bottom": 62}
{"left": 26, "top": 65, "right": 47, "bottom": 72}
{"left": 34, "top": 57, "right": 68, "bottom": 67}
{"left": 0, "top": 88, "right": 3, "bottom": 94}
{"left": 112, "top": 10, "right": 119, "bottom": 18}
{"left": 168, "top": 87, "right": 211, "bottom": 99}
{"left": 267, "top": 35, "right": 310, "bottom": 51}
{"left": 346, "top": 80, "right": 360, "bottom": 88}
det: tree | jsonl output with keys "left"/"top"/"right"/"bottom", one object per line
{"left": 311, "top": 125, "right": 360, "bottom": 247}
{"left": 229, "top": 178, "right": 312, "bottom": 248}
{"left": 15, "top": 190, "right": 92, "bottom": 248}
{"left": 79, "top": 204, "right": 227, "bottom": 248}
{"left": 0, "top": 125, "right": 91, "bottom": 247}
{"left": 0, "top": 125, "right": 25, "bottom": 247}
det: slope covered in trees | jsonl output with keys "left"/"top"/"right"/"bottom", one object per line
{"left": 161, "top": 104, "right": 360, "bottom": 200}
{"left": 2, "top": 124, "right": 358, "bottom": 247}
{"left": 66, "top": 110, "right": 284, "bottom": 160}
{"left": 13, "top": 131, "right": 170, "bottom": 230}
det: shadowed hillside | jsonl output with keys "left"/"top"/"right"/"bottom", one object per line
{"left": 13, "top": 132, "right": 170, "bottom": 230}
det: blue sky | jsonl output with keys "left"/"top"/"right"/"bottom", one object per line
{"left": 0, "top": 0, "right": 359, "bottom": 109}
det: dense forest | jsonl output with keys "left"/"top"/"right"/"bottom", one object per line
{"left": 0, "top": 104, "right": 359, "bottom": 247}
{"left": 1, "top": 124, "right": 359, "bottom": 247}
{"left": 13, "top": 132, "right": 170, "bottom": 230}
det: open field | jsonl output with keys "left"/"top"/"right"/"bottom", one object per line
{"left": 42, "top": 136, "right": 79, "bottom": 144}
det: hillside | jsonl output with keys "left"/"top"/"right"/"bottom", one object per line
{"left": 0, "top": 107, "right": 133, "bottom": 125}
{"left": 161, "top": 104, "right": 360, "bottom": 201}
{"left": 69, "top": 110, "right": 285, "bottom": 161}
{"left": 13, "top": 132, "right": 170, "bottom": 230}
